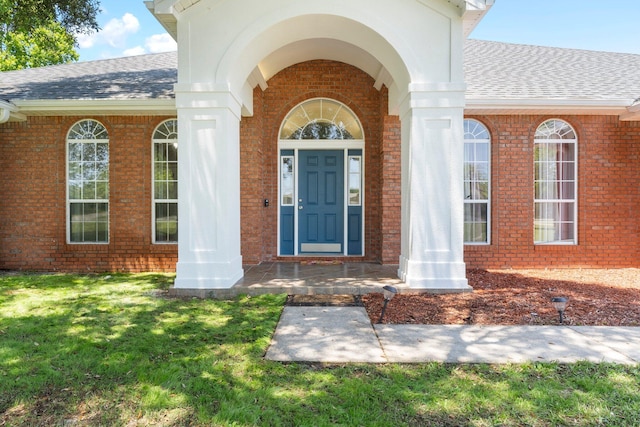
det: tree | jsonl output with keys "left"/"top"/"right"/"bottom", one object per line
{"left": 0, "top": 20, "right": 79, "bottom": 70}
{"left": 0, "top": 0, "right": 101, "bottom": 70}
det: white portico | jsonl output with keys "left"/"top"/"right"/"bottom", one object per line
{"left": 146, "top": 0, "right": 494, "bottom": 290}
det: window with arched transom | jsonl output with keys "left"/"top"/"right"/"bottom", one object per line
{"left": 463, "top": 119, "right": 491, "bottom": 244}
{"left": 534, "top": 119, "right": 577, "bottom": 244}
{"left": 152, "top": 119, "right": 178, "bottom": 243}
{"left": 67, "top": 119, "right": 109, "bottom": 243}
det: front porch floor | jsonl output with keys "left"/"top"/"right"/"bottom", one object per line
{"left": 169, "top": 262, "right": 472, "bottom": 299}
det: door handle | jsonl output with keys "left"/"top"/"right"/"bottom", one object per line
{"left": 299, "top": 205, "right": 303, "bottom": 210}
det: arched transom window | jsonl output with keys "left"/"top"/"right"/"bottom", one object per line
{"left": 279, "top": 98, "right": 363, "bottom": 140}
{"left": 534, "top": 119, "right": 577, "bottom": 244}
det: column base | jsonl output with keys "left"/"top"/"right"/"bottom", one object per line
{"left": 398, "top": 256, "right": 471, "bottom": 291}
{"left": 174, "top": 257, "right": 244, "bottom": 289}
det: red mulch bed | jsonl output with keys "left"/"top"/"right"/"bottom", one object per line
{"left": 362, "top": 269, "right": 640, "bottom": 326}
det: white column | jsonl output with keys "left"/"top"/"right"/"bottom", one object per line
{"left": 173, "top": 85, "right": 244, "bottom": 289}
{"left": 397, "top": 84, "right": 471, "bottom": 290}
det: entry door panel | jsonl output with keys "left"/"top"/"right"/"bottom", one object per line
{"left": 299, "top": 150, "right": 344, "bottom": 253}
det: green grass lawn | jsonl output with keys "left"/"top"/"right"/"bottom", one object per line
{"left": 1, "top": 273, "right": 639, "bottom": 426}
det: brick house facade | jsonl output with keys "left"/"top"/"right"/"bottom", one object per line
{"left": 1, "top": 64, "right": 638, "bottom": 272}
{"left": 1, "top": 0, "right": 639, "bottom": 290}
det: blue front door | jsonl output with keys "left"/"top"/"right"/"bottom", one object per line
{"left": 298, "top": 150, "right": 344, "bottom": 254}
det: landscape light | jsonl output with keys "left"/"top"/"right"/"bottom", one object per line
{"left": 377, "top": 285, "right": 398, "bottom": 323}
{"left": 551, "top": 297, "right": 568, "bottom": 324}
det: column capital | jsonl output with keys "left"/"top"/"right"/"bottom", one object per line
{"left": 398, "top": 82, "right": 466, "bottom": 119}
{"left": 174, "top": 83, "right": 243, "bottom": 119}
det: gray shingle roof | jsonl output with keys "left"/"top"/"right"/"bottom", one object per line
{"left": 464, "top": 39, "right": 640, "bottom": 103}
{"left": 0, "top": 51, "right": 176, "bottom": 101}
{"left": 1, "top": 40, "right": 639, "bottom": 105}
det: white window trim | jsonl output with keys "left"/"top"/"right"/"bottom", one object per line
{"left": 152, "top": 119, "right": 179, "bottom": 244}
{"left": 463, "top": 119, "right": 491, "bottom": 245}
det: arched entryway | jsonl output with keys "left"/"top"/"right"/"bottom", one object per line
{"left": 149, "top": 0, "right": 492, "bottom": 291}
{"left": 277, "top": 98, "right": 365, "bottom": 256}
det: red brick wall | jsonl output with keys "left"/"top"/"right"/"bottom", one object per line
{"left": 0, "top": 115, "right": 178, "bottom": 272}
{"left": 464, "top": 115, "right": 640, "bottom": 268}
{"left": 380, "top": 89, "right": 402, "bottom": 263}
{"left": 1, "top": 90, "right": 637, "bottom": 273}
{"left": 243, "top": 60, "right": 390, "bottom": 262}
{"left": 239, "top": 88, "right": 266, "bottom": 264}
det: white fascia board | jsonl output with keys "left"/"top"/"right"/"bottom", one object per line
{"left": 620, "top": 103, "right": 640, "bottom": 121}
{"left": 465, "top": 98, "right": 630, "bottom": 116}
{"left": 145, "top": 0, "right": 178, "bottom": 39}
{"left": 173, "top": 0, "right": 202, "bottom": 13}
{"left": 461, "top": 0, "right": 494, "bottom": 37}
{"left": 13, "top": 99, "right": 177, "bottom": 116}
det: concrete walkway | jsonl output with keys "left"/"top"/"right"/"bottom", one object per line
{"left": 265, "top": 306, "right": 640, "bottom": 364}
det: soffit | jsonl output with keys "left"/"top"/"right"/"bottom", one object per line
{"left": 258, "top": 39, "right": 391, "bottom": 89}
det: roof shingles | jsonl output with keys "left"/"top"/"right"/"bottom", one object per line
{"left": 464, "top": 40, "right": 640, "bottom": 102}
{"left": 0, "top": 51, "right": 177, "bottom": 101}
{"left": 1, "top": 40, "right": 639, "bottom": 105}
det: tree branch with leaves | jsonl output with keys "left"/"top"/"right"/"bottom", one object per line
{"left": 0, "top": 0, "right": 101, "bottom": 70}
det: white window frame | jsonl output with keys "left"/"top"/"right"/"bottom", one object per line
{"left": 463, "top": 119, "right": 491, "bottom": 244}
{"left": 280, "top": 155, "right": 295, "bottom": 206}
{"left": 534, "top": 119, "right": 578, "bottom": 245}
{"left": 66, "top": 119, "right": 110, "bottom": 244}
{"left": 152, "top": 119, "right": 178, "bottom": 244}
{"left": 348, "top": 155, "right": 362, "bottom": 206}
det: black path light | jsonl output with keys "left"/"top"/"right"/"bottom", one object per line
{"left": 551, "top": 297, "right": 569, "bottom": 324}
{"left": 377, "top": 285, "right": 398, "bottom": 323}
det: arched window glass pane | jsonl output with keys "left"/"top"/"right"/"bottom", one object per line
{"left": 534, "top": 119, "right": 577, "bottom": 244}
{"left": 280, "top": 98, "right": 363, "bottom": 140}
{"left": 153, "top": 119, "right": 178, "bottom": 243}
{"left": 68, "top": 120, "right": 109, "bottom": 140}
{"left": 153, "top": 119, "right": 178, "bottom": 140}
{"left": 535, "top": 119, "right": 576, "bottom": 140}
{"left": 67, "top": 119, "right": 109, "bottom": 243}
{"left": 463, "top": 119, "right": 491, "bottom": 244}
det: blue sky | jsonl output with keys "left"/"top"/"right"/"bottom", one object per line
{"left": 472, "top": 0, "right": 640, "bottom": 55}
{"left": 77, "top": 1, "right": 640, "bottom": 62}
{"left": 76, "top": 1, "right": 175, "bottom": 61}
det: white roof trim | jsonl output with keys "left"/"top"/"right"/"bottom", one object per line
{"left": 460, "top": 0, "right": 494, "bottom": 37}
{"left": 0, "top": 100, "right": 26, "bottom": 122}
{"left": 12, "top": 99, "right": 177, "bottom": 117}
{"left": 465, "top": 98, "right": 631, "bottom": 117}
{"left": 620, "top": 103, "right": 640, "bottom": 121}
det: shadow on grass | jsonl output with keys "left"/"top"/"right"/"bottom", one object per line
{"left": 1, "top": 273, "right": 640, "bottom": 426}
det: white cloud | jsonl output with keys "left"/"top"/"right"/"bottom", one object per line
{"left": 144, "top": 33, "right": 177, "bottom": 53}
{"left": 123, "top": 46, "right": 147, "bottom": 57}
{"left": 76, "top": 13, "right": 140, "bottom": 50}
{"left": 102, "top": 13, "right": 140, "bottom": 48}
{"left": 77, "top": 31, "right": 97, "bottom": 49}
